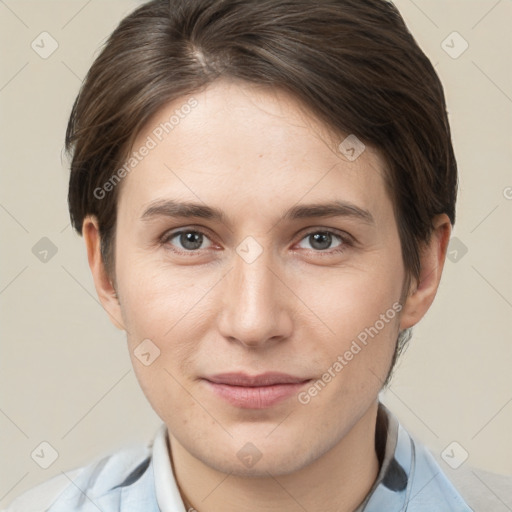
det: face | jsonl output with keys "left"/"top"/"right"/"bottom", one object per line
{"left": 103, "top": 80, "right": 409, "bottom": 476}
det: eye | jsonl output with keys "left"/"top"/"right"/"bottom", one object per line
{"left": 162, "top": 230, "right": 213, "bottom": 252}
{"left": 160, "top": 227, "right": 352, "bottom": 255}
{"left": 297, "top": 230, "right": 348, "bottom": 253}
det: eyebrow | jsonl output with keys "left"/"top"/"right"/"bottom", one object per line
{"left": 140, "top": 199, "right": 374, "bottom": 225}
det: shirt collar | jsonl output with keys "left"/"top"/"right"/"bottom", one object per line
{"left": 354, "top": 401, "right": 411, "bottom": 511}
{"left": 152, "top": 423, "right": 187, "bottom": 512}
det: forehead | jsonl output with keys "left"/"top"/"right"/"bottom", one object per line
{"left": 117, "top": 79, "right": 391, "bottom": 224}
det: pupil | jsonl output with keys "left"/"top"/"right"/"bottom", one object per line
{"left": 181, "top": 232, "right": 202, "bottom": 250}
{"left": 311, "top": 232, "right": 331, "bottom": 250}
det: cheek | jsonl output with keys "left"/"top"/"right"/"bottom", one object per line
{"left": 117, "top": 254, "right": 212, "bottom": 338}
{"left": 119, "top": 264, "right": 205, "bottom": 420}
{"left": 117, "top": 257, "right": 220, "bottom": 398}
{"left": 293, "top": 255, "right": 403, "bottom": 387}
{"left": 296, "top": 254, "right": 403, "bottom": 338}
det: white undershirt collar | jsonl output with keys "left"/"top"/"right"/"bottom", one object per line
{"left": 152, "top": 424, "right": 187, "bottom": 512}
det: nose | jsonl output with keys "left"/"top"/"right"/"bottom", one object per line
{"left": 217, "top": 242, "right": 293, "bottom": 349}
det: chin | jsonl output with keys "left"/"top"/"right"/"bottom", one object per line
{"left": 208, "top": 452, "right": 310, "bottom": 478}
{"left": 188, "top": 432, "right": 322, "bottom": 478}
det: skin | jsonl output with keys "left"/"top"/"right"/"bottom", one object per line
{"left": 83, "top": 79, "right": 451, "bottom": 512}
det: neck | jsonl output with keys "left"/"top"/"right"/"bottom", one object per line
{"left": 169, "top": 402, "right": 381, "bottom": 512}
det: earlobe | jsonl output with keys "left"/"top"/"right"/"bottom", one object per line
{"left": 399, "top": 214, "right": 452, "bottom": 330}
{"left": 82, "top": 216, "right": 126, "bottom": 331}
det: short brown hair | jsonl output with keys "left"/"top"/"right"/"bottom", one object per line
{"left": 66, "top": 0, "right": 457, "bottom": 379}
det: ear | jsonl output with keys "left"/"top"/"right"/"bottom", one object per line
{"left": 82, "top": 215, "right": 126, "bottom": 331}
{"left": 399, "top": 214, "right": 452, "bottom": 330}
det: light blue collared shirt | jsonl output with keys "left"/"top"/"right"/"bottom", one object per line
{"left": 4, "top": 403, "right": 472, "bottom": 511}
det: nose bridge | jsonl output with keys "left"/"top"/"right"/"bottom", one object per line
{"left": 218, "top": 241, "right": 291, "bottom": 347}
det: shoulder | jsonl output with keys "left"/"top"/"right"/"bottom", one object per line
{"left": 405, "top": 432, "right": 473, "bottom": 511}
{"left": 431, "top": 454, "right": 512, "bottom": 511}
{"left": 3, "top": 442, "right": 155, "bottom": 512}
{"left": 2, "top": 469, "right": 83, "bottom": 512}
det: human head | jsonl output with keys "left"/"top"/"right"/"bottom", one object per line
{"left": 66, "top": 0, "right": 457, "bottom": 378}
{"left": 66, "top": 0, "right": 456, "bottom": 478}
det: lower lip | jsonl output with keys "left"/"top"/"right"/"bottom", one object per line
{"left": 203, "top": 380, "right": 310, "bottom": 409}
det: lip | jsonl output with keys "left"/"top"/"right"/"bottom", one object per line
{"left": 202, "top": 372, "right": 312, "bottom": 409}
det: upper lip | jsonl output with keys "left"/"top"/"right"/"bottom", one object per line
{"left": 204, "top": 372, "right": 311, "bottom": 387}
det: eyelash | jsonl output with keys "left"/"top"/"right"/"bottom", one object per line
{"left": 159, "top": 227, "right": 354, "bottom": 256}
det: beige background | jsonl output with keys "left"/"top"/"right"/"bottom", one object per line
{"left": 1, "top": 0, "right": 511, "bottom": 508}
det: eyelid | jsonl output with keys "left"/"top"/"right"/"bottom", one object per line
{"left": 293, "top": 227, "right": 355, "bottom": 254}
{"left": 161, "top": 226, "right": 214, "bottom": 243}
{"left": 299, "top": 227, "right": 355, "bottom": 243}
{"left": 160, "top": 225, "right": 355, "bottom": 255}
